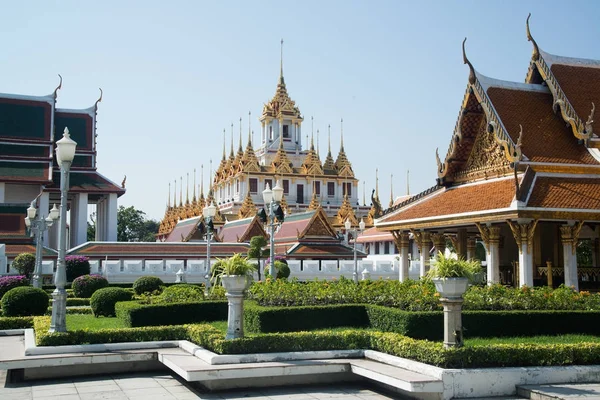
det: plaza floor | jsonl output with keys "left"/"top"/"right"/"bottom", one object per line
{"left": 0, "top": 370, "right": 402, "bottom": 400}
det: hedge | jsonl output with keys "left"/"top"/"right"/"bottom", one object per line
{"left": 245, "top": 302, "right": 369, "bottom": 333}
{"left": 115, "top": 301, "right": 228, "bottom": 327}
{"left": 66, "top": 298, "right": 91, "bottom": 306}
{"left": 0, "top": 316, "right": 34, "bottom": 330}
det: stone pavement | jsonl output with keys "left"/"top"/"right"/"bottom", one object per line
{"left": 0, "top": 371, "right": 402, "bottom": 400}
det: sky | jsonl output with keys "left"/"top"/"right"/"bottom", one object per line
{"left": 2, "top": 1, "right": 600, "bottom": 221}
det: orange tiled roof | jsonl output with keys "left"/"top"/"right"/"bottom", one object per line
{"left": 356, "top": 227, "right": 393, "bottom": 244}
{"left": 486, "top": 87, "right": 597, "bottom": 165}
{"left": 164, "top": 217, "right": 201, "bottom": 242}
{"left": 551, "top": 64, "right": 600, "bottom": 134}
{"left": 527, "top": 176, "right": 600, "bottom": 209}
{"left": 378, "top": 178, "right": 516, "bottom": 224}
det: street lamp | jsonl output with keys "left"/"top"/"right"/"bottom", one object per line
{"left": 203, "top": 201, "right": 216, "bottom": 294}
{"left": 345, "top": 217, "right": 366, "bottom": 284}
{"left": 262, "top": 180, "right": 284, "bottom": 277}
{"left": 25, "top": 202, "right": 59, "bottom": 288}
{"left": 50, "top": 127, "right": 77, "bottom": 333}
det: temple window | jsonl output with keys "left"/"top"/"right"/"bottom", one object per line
{"left": 327, "top": 182, "right": 335, "bottom": 197}
{"left": 375, "top": 242, "right": 380, "bottom": 254}
{"left": 344, "top": 183, "right": 352, "bottom": 197}
{"left": 315, "top": 181, "right": 321, "bottom": 195}
{"left": 283, "top": 124, "right": 289, "bottom": 138}
{"left": 384, "top": 242, "right": 390, "bottom": 254}
{"left": 236, "top": 180, "right": 240, "bottom": 193}
{"left": 249, "top": 178, "right": 258, "bottom": 193}
{"left": 283, "top": 180, "right": 289, "bottom": 194}
{"left": 269, "top": 126, "right": 273, "bottom": 140}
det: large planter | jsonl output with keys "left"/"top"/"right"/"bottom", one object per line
{"left": 221, "top": 275, "right": 249, "bottom": 293}
{"left": 220, "top": 275, "right": 250, "bottom": 340}
{"left": 432, "top": 277, "right": 469, "bottom": 299}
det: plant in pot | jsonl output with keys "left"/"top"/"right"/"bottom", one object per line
{"left": 427, "top": 252, "right": 482, "bottom": 298}
{"left": 211, "top": 253, "right": 256, "bottom": 293}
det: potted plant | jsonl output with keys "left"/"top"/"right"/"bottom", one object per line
{"left": 211, "top": 253, "right": 256, "bottom": 292}
{"left": 427, "top": 252, "right": 482, "bottom": 298}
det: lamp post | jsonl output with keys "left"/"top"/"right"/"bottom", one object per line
{"left": 50, "top": 127, "right": 77, "bottom": 333}
{"left": 262, "top": 181, "right": 284, "bottom": 277}
{"left": 345, "top": 217, "right": 366, "bottom": 284}
{"left": 203, "top": 201, "right": 216, "bottom": 295}
{"left": 25, "top": 202, "right": 59, "bottom": 288}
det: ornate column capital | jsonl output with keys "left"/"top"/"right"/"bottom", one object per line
{"left": 467, "top": 236, "right": 477, "bottom": 250}
{"left": 507, "top": 219, "right": 538, "bottom": 254}
{"left": 431, "top": 233, "right": 446, "bottom": 249}
{"left": 560, "top": 221, "right": 584, "bottom": 255}
{"left": 392, "top": 231, "right": 410, "bottom": 248}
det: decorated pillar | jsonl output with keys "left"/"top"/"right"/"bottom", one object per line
{"left": 476, "top": 223, "right": 501, "bottom": 285}
{"left": 392, "top": 231, "right": 410, "bottom": 282}
{"left": 507, "top": 220, "right": 538, "bottom": 287}
{"left": 413, "top": 231, "right": 431, "bottom": 277}
{"left": 457, "top": 228, "right": 467, "bottom": 259}
{"left": 560, "top": 221, "right": 584, "bottom": 291}
{"left": 466, "top": 237, "right": 477, "bottom": 260}
{"left": 431, "top": 233, "right": 446, "bottom": 258}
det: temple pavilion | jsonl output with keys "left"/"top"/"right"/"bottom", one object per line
{"left": 375, "top": 15, "right": 600, "bottom": 290}
{"left": 0, "top": 79, "right": 125, "bottom": 261}
{"left": 157, "top": 44, "right": 380, "bottom": 241}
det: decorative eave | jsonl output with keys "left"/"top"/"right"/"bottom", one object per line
{"left": 237, "top": 191, "right": 257, "bottom": 219}
{"left": 300, "top": 139, "right": 324, "bottom": 175}
{"left": 436, "top": 38, "right": 522, "bottom": 186}
{"left": 525, "top": 14, "right": 595, "bottom": 145}
{"left": 334, "top": 195, "right": 358, "bottom": 227}
{"left": 261, "top": 76, "right": 303, "bottom": 121}
{"left": 308, "top": 191, "right": 321, "bottom": 210}
{"left": 270, "top": 139, "right": 294, "bottom": 174}
{"left": 322, "top": 150, "right": 336, "bottom": 172}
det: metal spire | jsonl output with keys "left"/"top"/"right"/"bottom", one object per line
{"left": 167, "top": 182, "right": 171, "bottom": 208}
{"left": 200, "top": 164, "right": 204, "bottom": 197}
{"left": 389, "top": 174, "right": 394, "bottom": 208}
{"left": 238, "top": 117, "right": 243, "bottom": 152}
{"left": 221, "top": 130, "right": 226, "bottom": 160}
{"left": 340, "top": 118, "right": 344, "bottom": 151}
{"left": 193, "top": 169, "right": 196, "bottom": 201}
{"left": 375, "top": 169, "right": 379, "bottom": 198}
{"left": 280, "top": 38, "right": 284, "bottom": 83}
{"left": 248, "top": 111, "right": 252, "bottom": 146}
{"left": 407, "top": 170, "right": 410, "bottom": 196}
{"left": 179, "top": 176, "right": 183, "bottom": 206}
{"left": 186, "top": 173, "right": 189, "bottom": 204}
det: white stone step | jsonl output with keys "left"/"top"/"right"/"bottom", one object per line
{"left": 350, "top": 359, "right": 443, "bottom": 393}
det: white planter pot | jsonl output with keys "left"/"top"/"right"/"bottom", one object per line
{"left": 221, "top": 275, "right": 249, "bottom": 293}
{"left": 433, "top": 277, "right": 469, "bottom": 298}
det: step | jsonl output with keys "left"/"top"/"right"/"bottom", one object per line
{"left": 518, "top": 383, "right": 600, "bottom": 400}
{"left": 350, "top": 359, "right": 443, "bottom": 393}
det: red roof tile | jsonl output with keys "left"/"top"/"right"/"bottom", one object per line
{"left": 165, "top": 217, "right": 201, "bottom": 242}
{"left": 527, "top": 176, "right": 600, "bottom": 209}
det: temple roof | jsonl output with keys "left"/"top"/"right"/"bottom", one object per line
{"left": 274, "top": 242, "right": 363, "bottom": 260}
{"left": 275, "top": 208, "right": 338, "bottom": 242}
{"left": 219, "top": 215, "right": 266, "bottom": 243}
{"left": 527, "top": 176, "right": 600, "bottom": 210}
{"left": 261, "top": 71, "right": 302, "bottom": 121}
{"left": 356, "top": 227, "right": 393, "bottom": 244}
{"left": 164, "top": 216, "right": 202, "bottom": 242}
{"left": 46, "top": 171, "right": 126, "bottom": 196}
{"left": 68, "top": 242, "right": 250, "bottom": 258}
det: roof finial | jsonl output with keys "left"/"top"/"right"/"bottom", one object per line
{"left": 222, "top": 129, "right": 226, "bottom": 160}
{"left": 186, "top": 173, "right": 190, "bottom": 204}
{"left": 193, "top": 168, "right": 197, "bottom": 201}
{"left": 407, "top": 169, "right": 410, "bottom": 196}
{"left": 328, "top": 124, "right": 332, "bottom": 153}
{"left": 526, "top": 13, "right": 540, "bottom": 61}
{"left": 173, "top": 179, "right": 177, "bottom": 207}
{"left": 462, "top": 38, "right": 476, "bottom": 85}
{"left": 238, "top": 117, "right": 243, "bottom": 152}
{"left": 53, "top": 74, "right": 63, "bottom": 100}
{"left": 209, "top": 159, "right": 213, "bottom": 193}
{"left": 94, "top": 88, "right": 103, "bottom": 111}
{"left": 200, "top": 164, "right": 204, "bottom": 197}
{"left": 230, "top": 123, "right": 234, "bottom": 157}
{"left": 389, "top": 173, "right": 394, "bottom": 208}
{"left": 362, "top": 181, "right": 366, "bottom": 206}
{"left": 340, "top": 118, "right": 344, "bottom": 151}
{"left": 248, "top": 111, "right": 252, "bottom": 146}
{"left": 317, "top": 129, "right": 320, "bottom": 156}
{"left": 280, "top": 38, "right": 284, "bottom": 83}
{"left": 311, "top": 116, "right": 315, "bottom": 150}
{"left": 375, "top": 168, "right": 379, "bottom": 198}
{"left": 168, "top": 182, "right": 171, "bottom": 208}
{"left": 179, "top": 176, "right": 183, "bottom": 206}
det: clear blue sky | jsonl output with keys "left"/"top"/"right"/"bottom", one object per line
{"left": 2, "top": 1, "right": 599, "bottom": 221}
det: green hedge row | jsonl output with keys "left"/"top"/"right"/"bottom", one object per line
{"left": 115, "top": 301, "right": 227, "bottom": 327}
{"left": 0, "top": 316, "right": 34, "bottom": 330}
{"left": 244, "top": 303, "right": 600, "bottom": 340}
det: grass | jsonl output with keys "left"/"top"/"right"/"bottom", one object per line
{"left": 66, "top": 314, "right": 127, "bottom": 330}
{"left": 464, "top": 334, "right": 600, "bottom": 346}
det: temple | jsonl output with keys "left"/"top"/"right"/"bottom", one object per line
{"left": 158, "top": 42, "right": 376, "bottom": 241}
{"left": 375, "top": 15, "right": 600, "bottom": 290}
{"left": 0, "top": 79, "right": 125, "bottom": 261}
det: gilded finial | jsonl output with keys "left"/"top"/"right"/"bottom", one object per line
{"left": 363, "top": 181, "right": 366, "bottom": 206}
{"left": 526, "top": 13, "right": 540, "bottom": 61}
{"left": 53, "top": 74, "right": 63, "bottom": 100}
{"left": 121, "top": 175, "right": 126, "bottom": 189}
{"left": 340, "top": 118, "right": 344, "bottom": 151}
{"left": 230, "top": 123, "right": 234, "bottom": 157}
{"left": 406, "top": 170, "right": 410, "bottom": 196}
{"left": 328, "top": 124, "right": 331, "bottom": 153}
{"left": 389, "top": 173, "right": 394, "bottom": 208}
{"left": 317, "top": 129, "right": 320, "bottom": 156}
{"left": 174, "top": 179, "right": 177, "bottom": 207}
{"left": 248, "top": 111, "right": 252, "bottom": 145}
{"left": 193, "top": 168, "right": 197, "bottom": 201}
{"left": 94, "top": 88, "right": 103, "bottom": 111}
{"left": 168, "top": 182, "right": 171, "bottom": 208}
{"left": 280, "top": 38, "right": 284, "bottom": 83}
{"left": 462, "top": 38, "right": 476, "bottom": 85}
{"left": 238, "top": 117, "right": 243, "bottom": 152}
{"left": 375, "top": 168, "right": 379, "bottom": 198}
{"left": 586, "top": 102, "right": 595, "bottom": 134}
{"left": 200, "top": 164, "right": 204, "bottom": 197}
{"left": 436, "top": 148, "right": 443, "bottom": 173}
{"left": 222, "top": 129, "right": 226, "bottom": 160}
{"left": 186, "top": 173, "right": 189, "bottom": 204}
{"left": 179, "top": 176, "right": 183, "bottom": 207}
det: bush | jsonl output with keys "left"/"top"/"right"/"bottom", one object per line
{"left": 0, "top": 316, "right": 35, "bottom": 330}
{"left": 245, "top": 302, "right": 368, "bottom": 333}
{"left": 115, "top": 300, "right": 227, "bottom": 327}
{"left": 274, "top": 260, "right": 290, "bottom": 279}
{"left": 66, "top": 298, "right": 91, "bottom": 306}
{"left": 72, "top": 274, "right": 108, "bottom": 298}
{"left": 160, "top": 284, "right": 204, "bottom": 303}
{"left": 11, "top": 253, "right": 35, "bottom": 278}
{"left": 90, "top": 287, "right": 133, "bottom": 317}
{"left": 0, "top": 275, "right": 29, "bottom": 299}
{"left": 2, "top": 287, "right": 49, "bottom": 316}
{"left": 133, "top": 276, "right": 164, "bottom": 295}
{"left": 65, "top": 255, "right": 91, "bottom": 282}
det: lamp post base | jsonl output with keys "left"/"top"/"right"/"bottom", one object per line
{"left": 49, "top": 288, "right": 67, "bottom": 332}
{"left": 353, "top": 271, "right": 358, "bottom": 284}
{"left": 32, "top": 274, "right": 42, "bottom": 289}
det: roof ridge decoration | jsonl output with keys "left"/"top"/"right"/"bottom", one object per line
{"left": 238, "top": 191, "right": 256, "bottom": 219}
{"left": 436, "top": 38, "right": 521, "bottom": 186}
{"left": 308, "top": 191, "right": 321, "bottom": 210}
{"left": 525, "top": 13, "right": 595, "bottom": 144}
{"left": 367, "top": 188, "right": 383, "bottom": 225}
{"left": 241, "top": 112, "right": 261, "bottom": 173}
{"left": 299, "top": 207, "right": 338, "bottom": 239}
{"left": 215, "top": 129, "right": 227, "bottom": 185}
{"left": 377, "top": 184, "right": 443, "bottom": 221}
{"left": 301, "top": 130, "right": 324, "bottom": 175}
{"left": 323, "top": 125, "right": 336, "bottom": 171}
{"left": 279, "top": 192, "right": 290, "bottom": 217}
{"left": 270, "top": 137, "right": 294, "bottom": 173}
{"left": 53, "top": 74, "right": 63, "bottom": 100}
{"left": 232, "top": 117, "right": 245, "bottom": 175}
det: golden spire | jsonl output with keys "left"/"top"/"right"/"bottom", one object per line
{"left": 334, "top": 118, "right": 354, "bottom": 177}
{"left": 316, "top": 129, "right": 320, "bottom": 157}
{"left": 192, "top": 169, "right": 197, "bottom": 202}
{"left": 238, "top": 191, "right": 256, "bottom": 219}
{"left": 271, "top": 133, "right": 294, "bottom": 173}
{"left": 363, "top": 181, "right": 366, "bottom": 206}
{"left": 279, "top": 192, "right": 290, "bottom": 217}
{"left": 389, "top": 173, "right": 394, "bottom": 208}
{"left": 322, "top": 124, "right": 336, "bottom": 171}
{"left": 186, "top": 173, "right": 190, "bottom": 205}
{"left": 167, "top": 182, "right": 171, "bottom": 209}
{"left": 336, "top": 194, "right": 357, "bottom": 227}
{"left": 308, "top": 191, "right": 321, "bottom": 211}
{"left": 233, "top": 117, "right": 244, "bottom": 174}
{"left": 301, "top": 119, "right": 323, "bottom": 175}
{"left": 407, "top": 169, "right": 410, "bottom": 196}
{"left": 179, "top": 176, "right": 183, "bottom": 207}
{"left": 229, "top": 123, "right": 235, "bottom": 160}
{"left": 241, "top": 116, "right": 261, "bottom": 173}
{"left": 280, "top": 38, "right": 284, "bottom": 84}
{"left": 198, "top": 164, "right": 205, "bottom": 210}
{"left": 215, "top": 129, "right": 227, "bottom": 184}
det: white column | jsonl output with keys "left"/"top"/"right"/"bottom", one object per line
{"left": 487, "top": 227, "right": 501, "bottom": 285}
{"left": 0, "top": 182, "right": 5, "bottom": 202}
{"left": 395, "top": 232, "right": 410, "bottom": 282}
{"left": 417, "top": 232, "right": 431, "bottom": 277}
{"left": 39, "top": 192, "right": 50, "bottom": 246}
{"left": 71, "top": 193, "right": 88, "bottom": 247}
{"left": 107, "top": 193, "right": 118, "bottom": 241}
{"left": 561, "top": 224, "right": 580, "bottom": 291}
{"left": 95, "top": 200, "right": 103, "bottom": 241}
{"left": 508, "top": 220, "right": 537, "bottom": 287}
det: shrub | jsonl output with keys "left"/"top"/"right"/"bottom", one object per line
{"left": 274, "top": 260, "right": 290, "bottom": 279}
{"left": 1, "top": 287, "right": 49, "bottom": 316}
{"left": 160, "top": 284, "right": 204, "bottom": 303}
{"left": 11, "top": 253, "right": 35, "bottom": 278}
{"left": 66, "top": 298, "right": 91, "bottom": 306}
{"left": 0, "top": 316, "right": 35, "bottom": 330}
{"left": 72, "top": 274, "right": 108, "bottom": 298}
{"left": 90, "top": 287, "right": 133, "bottom": 317}
{"left": 427, "top": 252, "right": 482, "bottom": 282}
{"left": 0, "top": 275, "right": 29, "bottom": 299}
{"left": 133, "top": 276, "right": 164, "bottom": 295}
{"left": 115, "top": 300, "right": 227, "bottom": 327}
{"left": 65, "top": 255, "right": 91, "bottom": 282}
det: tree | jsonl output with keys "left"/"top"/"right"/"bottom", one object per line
{"left": 248, "top": 236, "right": 269, "bottom": 281}
{"left": 87, "top": 206, "right": 159, "bottom": 242}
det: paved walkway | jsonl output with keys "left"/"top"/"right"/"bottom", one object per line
{"left": 0, "top": 371, "right": 401, "bottom": 400}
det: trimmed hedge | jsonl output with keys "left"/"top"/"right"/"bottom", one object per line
{"left": 133, "top": 276, "right": 163, "bottom": 295}
{"left": 91, "top": 288, "right": 133, "bottom": 317}
{"left": 72, "top": 274, "right": 108, "bottom": 298}
{"left": 245, "top": 302, "right": 369, "bottom": 333}
{"left": 66, "top": 298, "right": 91, "bottom": 306}
{"left": 115, "top": 301, "right": 227, "bottom": 327}
{"left": 0, "top": 316, "right": 34, "bottom": 330}
{"left": 2, "top": 287, "right": 49, "bottom": 316}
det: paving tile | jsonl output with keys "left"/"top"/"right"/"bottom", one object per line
{"left": 123, "top": 387, "right": 172, "bottom": 398}
{"left": 76, "top": 384, "right": 122, "bottom": 394}
{"left": 158, "top": 379, "right": 187, "bottom": 388}
{"left": 0, "top": 386, "right": 34, "bottom": 393}
{"left": 164, "top": 385, "right": 195, "bottom": 394}
{"left": 32, "top": 387, "right": 78, "bottom": 397}
{"left": 126, "top": 394, "right": 177, "bottom": 400}
{"left": 2, "top": 392, "right": 34, "bottom": 400}
{"left": 34, "top": 395, "right": 81, "bottom": 400}
{"left": 116, "top": 380, "right": 163, "bottom": 390}
{"left": 79, "top": 391, "right": 129, "bottom": 400}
